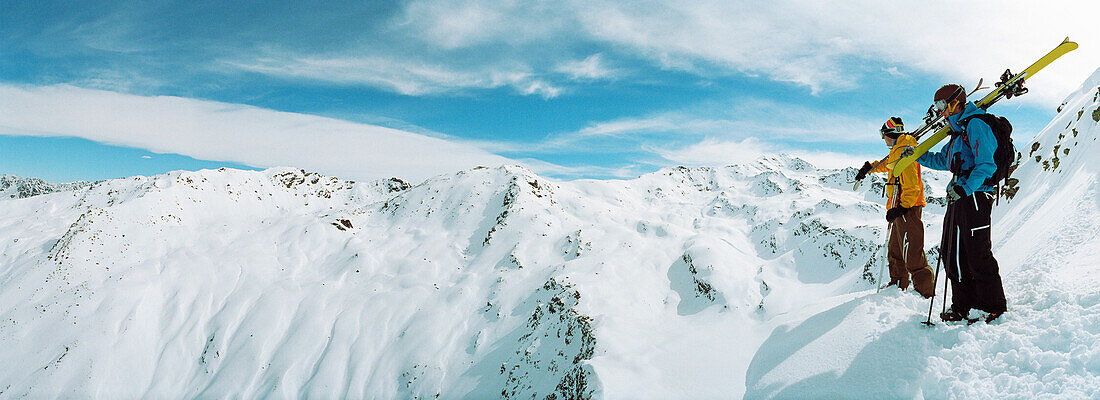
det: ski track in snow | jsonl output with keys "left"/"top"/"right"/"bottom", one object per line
{"left": 1, "top": 70, "right": 1099, "bottom": 399}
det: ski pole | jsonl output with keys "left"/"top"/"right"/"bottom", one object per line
{"left": 875, "top": 228, "right": 889, "bottom": 294}
{"left": 941, "top": 254, "right": 950, "bottom": 316}
{"left": 922, "top": 248, "right": 943, "bottom": 326}
{"left": 875, "top": 157, "right": 902, "bottom": 294}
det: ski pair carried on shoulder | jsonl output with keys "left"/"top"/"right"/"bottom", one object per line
{"left": 853, "top": 37, "right": 1078, "bottom": 190}
{"left": 891, "top": 38, "right": 1079, "bottom": 177}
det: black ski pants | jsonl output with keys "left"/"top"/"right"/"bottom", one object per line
{"left": 940, "top": 191, "right": 1007, "bottom": 314}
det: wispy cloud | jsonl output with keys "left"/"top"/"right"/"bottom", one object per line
{"left": 517, "top": 158, "right": 645, "bottom": 180}
{"left": 550, "top": 97, "right": 883, "bottom": 148}
{"left": 398, "top": 0, "right": 572, "bottom": 50}
{"left": 494, "top": 95, "right": 890, "bottom": 173}
{"left": 575, "top": 115, "right": 678, "bottom": 137}
{"left": 225, "top": 55, "right": 563, "bottom": 98}
{"left": 653, "top": 137, "right": 771, "bottom": 167}
{"left": 0, "top": 83, "right": 512, "bottom": 182}
{"left": 390, "top": 0, "right": 1100, "bottom": 104}
{"left": 652, "top": 137, "right": 874, "bottom": 170}
{"left": 555, "top": 54, "right": 618, "bottom": 81}
{"left": 568, "top": 0, "right": 1099, "bottom": 105}
{"left": 16, "top": 1, "right": 1096, "bottom": 105}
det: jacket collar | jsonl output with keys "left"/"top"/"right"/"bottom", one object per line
{"left": 947, "top": 102, "right": 984, "bottom": 132}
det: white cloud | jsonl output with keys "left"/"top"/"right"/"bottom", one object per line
{"left": 226, "top": 55, "right": 563, "bottom": 98}
{"left": 517, "top": 158, "right": 644, "bottom": 180}
{"left": 0, "top": 83, "right": 512, "bottom": 182}
{"left": 571, "top": 0, "right": 1100, "bottom": 106}
{"left": 556, "top": 54, "right": 616, "bottom": 80}
{"left": 556, "top": 97, "right": 884, "bottom": 147}
{"left": 398, "top": 0, "right": 571, "bottom": 50}
{"left": 654, "top": 137, "right": 875, "bottom": 170}
{"left": 572, "top": 1, "right": 855, "bottom": 94}
{"left": 783, "top": 150, "right": 873, "bottom": 170}
{"left": 576, "top": 115, "right": 678, "bottom": 137}
{"left": 882, "top": 67, "right": 905, "bottom": 78}
{"left": 655, "top": 137, "right": 771, "bottom": 167}
{"left": 518, "top": 80, "right": 563, "bottom": 98}
{"left": 378, "top": 0, "right": 1100, "bottom": 105}
{"left": 36, "top": 1, "right": 1097, "bottom": 106}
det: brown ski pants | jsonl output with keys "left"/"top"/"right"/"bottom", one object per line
{"left": 887, "top": 206, "right": 935, "bottom": 297}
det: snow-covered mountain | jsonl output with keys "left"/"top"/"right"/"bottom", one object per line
{"left": 1, "top": 157, "right": 927, "bottom": 398}
{"left": 2, "top": 69, "right": 1098, "bottom": 399}
{"left": 0, "top": 174, "right": 94, "bottom": 199}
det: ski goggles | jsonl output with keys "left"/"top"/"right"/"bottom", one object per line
{"left": 934, "top": 98, "right": 949, "bottom": 112}
{"left": 936, "top": 99, "right": 963, "bottom": 115}
{"left": 881, "top": 126, "right": 904, "bottom": 136}
{"left": 880, "top": 117, "right": 904, "bottom": 136}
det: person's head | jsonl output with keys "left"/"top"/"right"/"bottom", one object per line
{"left": 880, "top": 116, "right": 904, "bottom": 146}
{"left": 934, "top": 84, "right": 967, "bottom": 117}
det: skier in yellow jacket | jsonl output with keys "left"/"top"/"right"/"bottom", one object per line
{"left": 854, "top": 117, "right": 935, "bottom": 298}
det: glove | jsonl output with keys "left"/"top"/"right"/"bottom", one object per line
{"left": 855, "top": 161, "right": 873, "bottom": 181}
{"left": 886, "top": 206, "right": 909, "bottom": 222}
{"left": 900, "top": 146, "right": 915, "bottom": 159}
{"left": 946, "top": 185, "right": 966, "bottom": 203}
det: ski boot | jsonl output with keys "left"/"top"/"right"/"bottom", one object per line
{"left": 882, "top": 278, "right": 909, "bottom": 291}
{"left": 980, "top": 311, "right": 1004, "bottom": 324}
{"left": 940, "top": 307, "right": 979, "bottom": 325}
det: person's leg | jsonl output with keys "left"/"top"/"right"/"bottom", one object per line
{"left": 900, "top": 206, "right": 934, "bottom": 298}
{"left": 887, "top": 222, "right": 908, "bottom": 289}
{"left": 942, "top": 201, "right": 973, "bottom": 316}
{"left": 959, "top": 192, "right": 1007, "bottom": 314}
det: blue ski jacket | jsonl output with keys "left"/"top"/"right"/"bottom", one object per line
{"left": 917, "top": 102, "right": 997, "bottom": 195}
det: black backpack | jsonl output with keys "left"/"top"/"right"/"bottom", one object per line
{"left": 959, "top": 113, "right": 1017, "bottom": 185}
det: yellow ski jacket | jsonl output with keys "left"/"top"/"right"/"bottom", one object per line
{"left": 872, "top": 134, "right": 926, "bottom": 209}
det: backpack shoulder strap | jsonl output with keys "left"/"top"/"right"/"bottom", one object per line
{"left": 959, "top": 113, "right": 994, "bottom": 131}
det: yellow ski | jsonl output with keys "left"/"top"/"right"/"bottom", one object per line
{"left": 892, "top": 38, "right": 1078, "bottom": 177}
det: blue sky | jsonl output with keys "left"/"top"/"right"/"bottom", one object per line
{"left": 1, "top": 1, "right": 1097, "bottom": 183}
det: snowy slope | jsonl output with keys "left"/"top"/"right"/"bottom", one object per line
{"left": 0, "top": 155, "right": 947, "bottom": 398}
{"left": 744, "top": 69, "right": 1100, "bottom": 399}
{"left": 2, "top": 71, "right": 1097, "bottom": 399}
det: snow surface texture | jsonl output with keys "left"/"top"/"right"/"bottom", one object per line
{"left": 1, "top": 70, "right": 1098, "bottom": 399}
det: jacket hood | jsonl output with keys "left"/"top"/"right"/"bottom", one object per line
{"left": 894, "top": 134, "right": 918, "bottom": 147}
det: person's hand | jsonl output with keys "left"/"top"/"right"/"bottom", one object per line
{"left": 886, "top": 206, "right": 909, "bottom": 222}
{"left": 900, "top": 146, "right": 915, "bottom": 159}
{"left": 946, "top": 185, "right": 966, "bottom": 203}
{"left": 855, "top": 161, "right": 873, "bottom": 181}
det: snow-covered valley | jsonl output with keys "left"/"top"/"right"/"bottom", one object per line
{"left": 2, "top": 71, "right": 1099, "bottom": 398}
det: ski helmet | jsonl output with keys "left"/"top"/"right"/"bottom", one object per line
{"left": 880, "top": 117, "right": 904, "bottom": 139}
{"left": 934, "top": 84, "right": 966, "bottom": 113}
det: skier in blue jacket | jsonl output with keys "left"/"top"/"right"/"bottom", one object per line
{"left": 913, "top": 84, "right": 1006, "bottom": 323}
